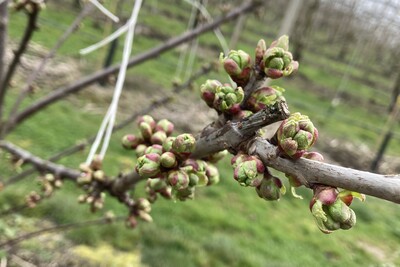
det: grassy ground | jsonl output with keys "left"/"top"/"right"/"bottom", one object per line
{"left": 2, "top": 1, "right": 400, "bottom": 266}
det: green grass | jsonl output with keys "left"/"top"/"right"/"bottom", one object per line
{"left": 3, "top": 1, "right": 400, "bottom": 266}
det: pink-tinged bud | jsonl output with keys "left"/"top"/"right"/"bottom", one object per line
{"left": 137, "top": 115, "right": 156, "bottom": 129}
{"left": 205, "top": 164, "right": 220, "bottom": 185}
{"left": 246, "top": 86, "right": 285, "bottom": 112}
{"left": 150, "top": 131, "right": 167, "bottom": 145}
{"left": 255, "top": 39, "right": 267, "bottom": 66}
{"left": 200, "top": 79, "right": 222, "bottom": 107}
{"left": 155, "top": 119, "right": 174, "bottom": 136}
{"left": 135, "top": 144, "right": 147, "bottom": 157}
{"left": 122, "top": 134, "right": 143, "bottom": 149}
{"left": 233, "top": 109, "right": 253, "bottom": 120}
{"left": 145, "top": 144, "right": 163, "bottom": 155}
{"left": 139, "top": 122, "right": 153, "bottom": 140}
{"left": 136, "top": 153, "right": 161, "bottom": 178}
{"left": 312, "top": 186, "right": 338, "bottom": 207}
{"left": 213, "top": 85, "right": 244, "bottom": 113}
{"left": 233, "top": 158, "right": 264, "bottom": 187}
{"left": 172, "top": 134, "right": 196, "bottom": 156}
{"left": 160, "top": 152, "right": 177, "bottom": 168}
{"left": 167, "top": 170, "right": 190, "bottom": 190}
{"left": 220, "top": 50, "right": 252, "bottom": 87}
{"left": 338, "top": 190, "right": 366, "bottom": 206}
{"left": 277, "top": 113, "right": 318, "bottom": 159}
{"left": 302, "top": 151, "right": 324, "bottom": 162}
{"left": 231, "top": 152, "right": 250, "bottom": 168}
{"left": 256, "top": 174, "right": 285, "bottom": 201}
{"left": 162, "top": 136, "right": 175, "bottom": 152}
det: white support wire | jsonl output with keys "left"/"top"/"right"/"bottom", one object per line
{"left": 89, "top": 0, "right": 120, "bottom": 23}
{"left": 85, "top": 0, "right": 143, "bottom": 164}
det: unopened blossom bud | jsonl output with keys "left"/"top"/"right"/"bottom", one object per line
{"left": 77, "top": 172, "right": 92, "bottom": 184}
{"left": 155, "top": 119, "right": 174, "bottom": 136}
{"left": 77, "top": 194, "right": 87, "bottom": 203}
{"left": 277, "top": 112, "right": 318, "bottom": 159}
{"left": 256, "top": 174, "right": 285, "bottom": 201}
{"left": 54, "top": 179, "right": 63, "bottom": 188}
{"left": 136, "top": 198, "right": 152, "bottom": 213}
{"left": 45, "top": 173, "right": 55, "bottom": 182}
{"left": 138, "top": 210, "right": 153, "bottom": 222}
{"left": 200, "top": 79, "right": 222, "bottom": 107}
{"left": 147, "top": 178, "right": 168, "bottom": 192}
{"left": 139, "top": 122, "right": 153, "bottom": 140}
{"left": 262, "top": 35, "right": 298, "bottom": 79}
{"left": 150, "top": 131, "right": 167, "bottom": 145}
{"left": 79, "top": 163, "right": 92, "bottom": 173}
{"left": 122, "top": 134, "right": 143, "bottom": 149}
{"left": 246, "top": 86, "right": 285, "bottom": 112}
{"left": 167, "top": 170, "right": 189, "bottom": 190}
{"left": 145, "top": 144, "right": 163, "bottom": 155}
{"left": 255, "top": 39, "right": 267, "bottom": 66}
{"left": 220, "top": 50, "right": 252, "bottom": 86}
{"left": 90, "top": 155, "right": 103, "bottom": 171}
{"left": 206, "top": 150, "right": 228, "bottom": 163}
{"left": 213, "top": 85, "right": 244, "bottom": 114}
{"left": 172, "top": 134, "right": 196, "bottom": 158}
{"left": 233, "top": 156, "right": 265, "bottom": 187}
{"left": 93, "top": 170, "right": 106, "bottom": 182}
{"left": 206, "top": 164, "right": 220, "bottom": 185}
{"left": 233, "top": 109, "right": 253, "bottom": 120}
{"left": 162, "top": 136, "right": 175, "bottom": 152}
{"left": 302, "top": 151, "right": 324, "bottom": 162}
{"left": 135, "top": 144, "right": 147, "bottom": 157}
{"left": 137, "top": 115, "right": 156, "bottom": 129}
{"left": 174, "top": 186, "right": 195, "bottom": 201}
{"left": 136, "top": 153, "right": 161, "bottom": 178}
{"left": 160, "top": 152, "right": 177, "bottom": 168}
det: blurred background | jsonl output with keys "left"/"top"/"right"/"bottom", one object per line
{"left": 1, "top": 0, "right": 400, "bottom": 266}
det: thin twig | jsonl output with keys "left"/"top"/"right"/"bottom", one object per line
{"left": 3, "top": 1, "right": 260, "bottom": 135}
{"left": 2, "top": 4, "right": 95, "bottom": 137}
{"left": 0, "top": 216, "right": 125, "bottom": 250}
{"left": 0, "top": 5, "right": 40, "bottom": 122}
{"left": 0, "top": 0, "right": 9, "bottom": 86}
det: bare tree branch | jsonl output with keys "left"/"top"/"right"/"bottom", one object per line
{"left": 0, "top": 5, "right": 40, "bottom": 121}
{"left": 4, "top": 1, "right": 260, "bottom": 134}
{"left": 0, "top": 0, "right": 9, "bottom": 86}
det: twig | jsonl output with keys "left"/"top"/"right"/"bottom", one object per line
{"left": 2, "top": 4, "right": 95, "bottom": 137}
{"left": 0, "top": 216, "right": 125, "bottom": 251}
{"left": 3, "top": 1, "right": 260, "bottom": 135}
{"left": 0, "top": 0, "right": 9, "bottom": 86}
{"left": 3, "top": 64, "right": 213, "bottom": 186}
{"left": 0, "top": 5, "right": 40, "bottom": 121}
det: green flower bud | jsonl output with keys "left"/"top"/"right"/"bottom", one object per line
{"left": 213, "top": 85, "right": 244, "bottom": 114}
{"left": 122, "top": 134, "right": 143, "bottom": 149}
{"left": 167, "top": 170, "right": 190, "bottom": 190}
{"left": 200, "top": 79, "right": 222, "bottom": 107}
{"left": 233, "top": 157, "right": 264, "bottom": 187}
{"left": 137, "top": 115, "right": 156, "bottom": 129}
{"left": 136, "top": 153, "right": 161, "bottom": 178}
{"left": 277, "top": 113, "right": 318, "bottom": 159}
{"left": 172, "top": 134, "right": 196, "bottom": 158}
{"left": 256, "top": 174, "right": 285, "bottom": 201}
{"left": 155, "top": 119, "right": 174, "bottom": 136}
{"left": 145, "top": 144, "right": 163, "bottom": 155}
{"left": 220, "top": 50, "right": 252, "bottom": 87}
{"left": 206, "top": 150, "right": 228, "bottom": 163}
{"left": 162, "top": 136, "right": 175, "bottom": 152}
{"left": 246, "top": 86, "right": 285, "bottom": 112}
{"left": 206, "top": 164, "right": 220, "bottom": 185}
{"left": 135, "top": 144, "right": 147, "bottom": 157}
{"left": 150, "top": 131, "right": 167, "bottom": 145}
{"left": 160, "top": 152, "right": 177, "bottom": 168}
{"left": 174, "top": 186, "right": 195, "bottom": 201}
{"left": 139, "top": 122, "right": 153, "bottom": 140}
{"left": 147, "top": 178, "right": 168, "bottom": 192}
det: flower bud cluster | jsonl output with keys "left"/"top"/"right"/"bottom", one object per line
{"left": 276, "top": 112, "right": 319, "bottom": 159}
{"left": 200, "top": 80, "right": 244, "bottom": 114}
{"left": 220, "top": 50, "right": 252, "bottom": 87}
{"left": 310, "top": 186, "right": 360, "bottom": 234}
{"left": 258, "top": 35, "right": 299, "bottom": 79}
{"left": 246, "top": 85, "right": 285, "bottom": 113}
{"left": 77, "top": 156, "right": 108, "bottom": 212}
{"left": 39, "top": 173, "right": 63, "bottom": 197}
{"left": 231, "top": 153, "right": 265, "bottom": 187}
{"left": 122, "top": 115, "right": 175, "bottom": 157}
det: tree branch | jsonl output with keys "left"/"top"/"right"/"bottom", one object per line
{"left": 0, "top": 5, "right": 40, "bottom": 121}
{"left": 4, "top": 1, "right": 260, "bottom": 135}
{"left": 0, "top": 0, "right": 9, "bottom": 86}
{"left": 250, "top": 138, "right": 400, "bottom": 204}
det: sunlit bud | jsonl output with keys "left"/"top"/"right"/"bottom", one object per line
{"left": 77, "top": 172, "right": 92, "bottom": 184}
{"left": 137, "top": 115, "right": 156, "bottom": 129}
{"left": 139, "top": 122, "right": 153, "bottom": 140}
{"left": 93, "top": 170, "right": 106, "bottom": 182}
{"left": 45, "top": 173, "right": 55, "bottom": 182}
{"left": 167, "top": 170, "right": 190, "bottom": 190}
{"left": 136, "top": 198, "right": 152, "bottom": 213}
{"left": 136, "top": 153, "right": 161, "bottom": 178}
{"left": 138, "top": 210, "right": 153, "bottom": 222}
{"left": 77, "top": 194, "right": 87, "bottom": 203}
{"left": 200, "top": 79, "right": 222, "bottom": 107}
{"left": 246, "top": 86, "right": 285, "bottom": 112}
{"left": 160, "top": 152, "right": 177, "bottom": 168}
{"left": 155, "top": 119, "right": 174, "bottom": 136}
{"left": 144, "top": 144, "right": 163, "bottom": 155}
{"left": 122, "top": 134, "right": 143, "bottom": 149}
{"left": 79, "top": 163, "right": 92, "bottom": 173}
{"left": 54, "top": 179, "right": 63, "bottom": 188}
{"left": 135, "top": 144, "right": 147, "bottom": 157}
{"left": 149, "top": 131, "right": 167, "bottom": 145}
{"left": 162, "top": 136, "right": 175, "bottom": 152}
